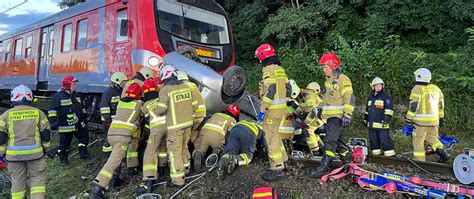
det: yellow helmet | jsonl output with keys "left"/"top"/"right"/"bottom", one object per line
{"left": 306, "top": 82, "right": 321, "bottom": 94}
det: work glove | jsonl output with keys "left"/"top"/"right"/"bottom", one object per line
{"left": 439, "top": 118, "right": 444, "bottom": 127}
{"left": 257, "top": 111, "right": 265, "bottom": 124}
{"left": 342, "top": 116, "right": 351, "bottom": 127}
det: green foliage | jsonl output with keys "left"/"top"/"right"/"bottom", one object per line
{"left": 57, "top": 0, "right": 86, "bottom": 9}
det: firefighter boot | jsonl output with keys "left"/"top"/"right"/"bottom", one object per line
{"left": 59, "top": 150, "right": 69, "bottom": 166}
{"left": 79, "top": 146, "right": 90, "bottom": 159}
{"left": 88, "top": 184, "right": 106, "bottom": 199}
{"left": 310, "top": 155, "right": 334, "bottom": 178}
{"left": 436, "top": 148, "right": 450, "bottom": 163}
{"left": 218, "top": 154, "right": 238, "bottom": 176}
{"left": 109, "top": 175, "right": 125, "bottom": 189}
{"left": 135, "top": 180, "right": 154, "bottom": 195}
{"left": 192, "top": 150, "right": 203, "bottom": 170}
{"left": 261, "top": 170, "right": 284, "bottom": 182}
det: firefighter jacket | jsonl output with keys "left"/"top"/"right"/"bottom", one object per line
{"left": 183, "top": 81, "right": 206, "bottom": 118}
{"left": 121, "top": 76, "right": 145, "bottom": 98}
{"left": 48, "top": 90, "right": 86, "bottom": 133}
{"left": 100, "top": 85, "right": 122, "bottom": 124}
{"left": 406, "top": 83, "right": 444, "bottom": 126}
{"left": 321, "top": 73, "right": 355, "bottom": 120}
{"left": 153, "top": 81, "right": 198, "bottom": 132}
{"left": 364, "top": 89, "right": 394, "bottom": 129}
{"left": 142, "top": 98, "right": 166, "bottom": 133}
{"left": 297, "top": 89, "right": 322, "bottom": 115}
{"left": 259, "top": 64, "right": 290, "bottom": 118}
{"left": 234, "top": 120, "right": 264, "bottom": 141}
{"left": 0, "top": 105, "right": 51, "bottom": 161}
{"left": 278, "top": 101, "right": 298, "bottom": 135}
{"left": 108, "top": 98, "right": 143, "bottom": 137}
{"left": 201, "top": 112, "right": 236, "bottom": 137}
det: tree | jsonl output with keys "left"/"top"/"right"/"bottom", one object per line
{"left": 58, "top": 0, "right": 86, "bottom": 9}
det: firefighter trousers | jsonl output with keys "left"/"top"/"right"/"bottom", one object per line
{"left": 369, "top": 129, "right": 395, "bottom": 156}
{"left": 126, "top": 137, "right": 140, "bottom": 168}
{"left": 194, "top": 130, "right": 225, "bottom": 154}
{"left": 263, "top": 117, "right": 288, "bottom": 170}
{"left": 94, "top": 136, "right": 131, "bottom": 188}
{"left": 324, "top": 118, "right": 348, "bottom": 157}
{"left": 102, "top": 122, "right": 112, "bottom": 154}
{"left": 8, "top": 158, "right": 46, "bottom": 199}
{"left": 167, "top": 128, "right": 191, "bottom": 185}
{"left": 59, "top": 125, "right": 89, "bottom": 153}
{"left": 412, "top": 125, "right": 443, "bottom": 161}
{"left": 306, "top": 127, "right": 322, "bottom": 151}
{"left": 190, "top": 117, "right": 204, "bottom": 143}
{"left": 223, "top": 126, "right": 257, "bottom": 166}
{"left": 142, "top": 129, "right": 167, "bottom": 181}
{"left": 183, "top": 129, "right": 191, "bottom": 174}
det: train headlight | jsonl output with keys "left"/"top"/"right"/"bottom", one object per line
{"left": 148, "top": 56, "right": 161, "bottom": 67}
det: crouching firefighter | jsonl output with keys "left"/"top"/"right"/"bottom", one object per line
{"left": 153, "top": 65, "right": 199, "bottom": 187}
{"left": 100, "top": 72, "right": 128, "bottom": 161}
{"left": 192, "top": 104, "right": 239, "bottom": 170}
{"left": 0, "top": 85, "right": 51, "bottom": 199}
{"left": 217, "top": 121, "right": 264, "bottom": 177}
{"left": 89, "top": 83, "right": 143, "bottom": 199}
{"left": 48, "top": 76, "right": 89, "bottom": 166}
{"left": 136, "top": 79, "right": 167, "bottom": 194}
{"left": 364, "top": 77, "right": 395, "bottom": 157}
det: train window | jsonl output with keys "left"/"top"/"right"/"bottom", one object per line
{"left": 62, "top": 23, "right": 72, "bottom": 52}
{"left": 14, "top": 39, "right": 23, "bottom": 60}
{"left": 116, "top": 12, "right": 128, "bottom": 42}
{"left": 4, "top": 42, "right": 11, "bottom": 62}
{"left": 76, "top": 19, "right": 88, "bottom": 49}
{"left": 49, "top": 30, "right": 54, "bottom": 56}
{"left": 25, "top": 36, "right": 33, "bottom": 58}
{"left": 41, "top": 32, "right": 47, "bottom": 58}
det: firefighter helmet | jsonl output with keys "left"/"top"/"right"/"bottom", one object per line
{"left": 306, "top": 82, "right": 321, "bottom": 94}
{"left": 11, "top": 85, "right": 33, "bottom": 102}
{"left": 255, "top": 44, "right": 276, "bottom": 61}
{"left": 414, "top": 68, "right": 431, "bottom": 83}
{"left": 370, "top": 77, "right": 384, "bottom": 87}
{"left": 125, "top": 83, "right": 141, "bottom": 99}
{"left": 289, "top": 79, "right": 300, "bottom": 99}
{"left": 319, "top": 53, "right": 341, "bottom": 69}
{"left": 142, "top": 79, "right": 158, "bottom": 94}
{"left": 111, "top": 72, "right": 127, "bottom": 85}
{"left": 61, "top": 75, "right": 78, "bottom": 89}
{"left": 177, "top": 70, "right": 189, "bottom": 81}
{"left": 160, "top": 65, "right": 177, "bottom": 81}
{"left": 139, "top": 67, "right": 154, "bottom": 79}
{"left": 227, "top": 104, "right": 240, "bottom": 117}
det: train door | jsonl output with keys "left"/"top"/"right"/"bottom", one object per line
{"left": 37, "top": 25, "right": 54, "bottom": 90}
{"left": 112, "top": 8, "right": 131, "bottom": 76}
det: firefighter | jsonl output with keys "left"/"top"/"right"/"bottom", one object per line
{"left": 311, "top": 53, "right": 355, "bottom": 178}
{"left": 100, "top": 72, "right": 128, "bottom": 160}
{"left": 153, "top": 65, "right": 198, "bottom": 187}
{"left": 300, "top": 82, "right": 325, "bottom": 156}
{"left": 48, "top": 76, "right": 89, "bottom": 166}
{"left": 405, "top": 68, "right": 449, "bottom": 162}
{"left": 135, "top": 79, "right": 166, "bottom": 194}
{"left": 364, "top": 77, "right": 395, "bottom": 157}
{"left": 89, "top": 83, "right": 143, "bottom": 198}
{"left": 0, "top": 85, "right": 51, "bottom": 199}
{"left": 255, "top": 43, "right": 291, "bottom": 181}
{"left": 177, "top": 70, "right": 206, "bottom": 173}
{"left": 217, "top": 120, "right": 264, "bottom": 177}
{"left": 192, "top": 104, "right": 239, "bottom": 170}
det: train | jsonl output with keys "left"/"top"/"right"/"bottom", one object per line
{"left": 0, "top": 0, "right": 259, "bottom": 118}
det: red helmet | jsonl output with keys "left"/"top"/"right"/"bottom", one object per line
{"left": 142, "top": 79, "right": 158, "bottom": 94}
{"left": 61, "top": 75, "right": 78, "bottom": 89}
{"left": 255, "top": 44, "right": 276, "bottom": 61}
{"left": 227, "top": 104, "right": 240, "bottom": 117}
{"left": 125, "top": 83, "right": 141, "bottom": 99}
{"left": 319, "top": 53, "right": 341, "bottom": 69}
{"left": 154, "top": 76, "right": 164, "bottom": 85}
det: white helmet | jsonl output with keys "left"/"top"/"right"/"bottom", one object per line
{"left": 139, "top": 66, "right": 154, "bottom": 79}
{"left": 306, "top": 82, "right": 321, "bottom": 94}
{"left": 11, "top": 85, "right": 33, "bottom": 102}
{"left": 289, "top": 79, "right": 300, "bottom": 99}
{"left": 370, "top": 77, "right": 384, "bottom": 87}
{"left": 159, "top": 65, "right": 177, "bottom": 81}
{"left": 414, "top": 68, "right": 431, "bottom": 83}
{"left": 110, "top": 72, "right": 127, "bottom": 85}
{"left": 176, "top": 70, "right": 189, "bottom": 81}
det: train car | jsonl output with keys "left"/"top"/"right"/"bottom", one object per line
{"left": 0, "top": 0, "right": 257, "bottom": 116}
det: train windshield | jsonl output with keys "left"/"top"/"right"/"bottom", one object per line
{"left": 156, "top": 0, "right": 230, "bottom": 45}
